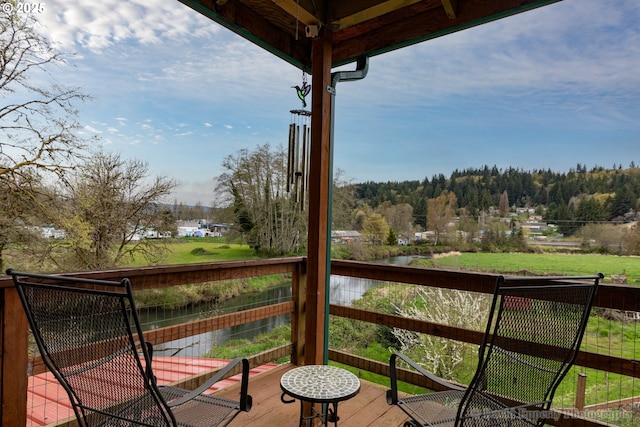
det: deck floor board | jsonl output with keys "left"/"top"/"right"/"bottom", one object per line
{"left": 214, "top": 363, "right": 411, "bottom": 427}
{"left": 28, "top": 360, "right": 410, "bottom": 427}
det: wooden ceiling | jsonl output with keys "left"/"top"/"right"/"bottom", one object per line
{"left": 178, "top": 0, "right": 560, "bottom": 70}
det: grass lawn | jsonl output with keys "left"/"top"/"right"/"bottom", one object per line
{"left": 127, "top": 237, "right": 259, "bottom": 266}
{"left": 413, "top": 252, "right": 640, "bottom": 285}
{"left": 165, "top": 238, "right": 258, "bottom": 263}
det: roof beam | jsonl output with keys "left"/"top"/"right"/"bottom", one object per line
{"left": 329, "top": 0, "right": 424, "bottom": 31}
{"left": 272, "top": 0, "right": 319, "bottom": 26}
{"left": 441, "top": 0, "right": 458, "bottom": 19}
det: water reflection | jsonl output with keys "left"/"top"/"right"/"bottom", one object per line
{"left": 138, "top": 284, "right": 291, "bottom": 357}
{"left": 141, "top": 256, "right": 425, "bottom": 356}
{"left": 330, "top": 255, "right": 426, "bottom": 306}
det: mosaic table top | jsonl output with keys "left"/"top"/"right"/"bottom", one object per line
{"left": 280, "top": 365, "right": 361, "bottom": 403}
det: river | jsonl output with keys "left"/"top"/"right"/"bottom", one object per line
{"left": 141, "top": 255, "right": 426, "bottom": 356}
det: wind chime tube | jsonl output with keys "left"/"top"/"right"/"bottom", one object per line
{"left": 306, "top": 125, "right": 311, "bottom": 203}
{"left": 300, "top": 123, "right": 308, "bottom": 210}
{"left": 286, "top": 109, "right": 310, "bottom": 209}
{"left": 287, "top": 122, "right": 295, "bottom": 193}
{"left": 293, "top": 122, "right": 300, "bottom": 203}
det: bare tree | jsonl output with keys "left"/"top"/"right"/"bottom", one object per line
{"left": 376, "top": 201, "right": 413, "bottom": 240}
{"left": 426, "top": 191, "right": 457, "bottom": 245}
{"left": 47, "top": 152, "right": 176, "bottom": 270}
{"left": 217, "top": 144, "right": 306, "bottom": 255}
{"left": 622, "top": 222, "right": 640, "bottom": 255}
{"left": 499, "top": 190, "right": 510, "bottom": 216}
{"left": 0, "top": 171, "right": 46, "bottom": 271}
{"left": 0, "top": 9, "right": 89, "bottom": 178}
{"left": 331, "top": 168, "right": 357, "bottom": 230}
{"left": 578, "top": 223, "right": 625, "bottom": 253}
{"left": 0, "top": 9, "right": 89, "bottom": 270}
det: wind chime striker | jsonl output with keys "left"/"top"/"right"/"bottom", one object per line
{"left": 287, "top": 72, "right": 311, "bottom": 210}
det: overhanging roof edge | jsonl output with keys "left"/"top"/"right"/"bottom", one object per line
{"left": 178, "top": 0, "right": 309, "bottom": 71}
{"left": 332, "top": 0, "right": 563, "bottom": 68}
{"left": 178, "top": 0, "right": 563, "bottom": 72}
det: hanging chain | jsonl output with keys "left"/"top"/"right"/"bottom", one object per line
{"left": 295, "top": 0, "right": 300, "bottom": 40}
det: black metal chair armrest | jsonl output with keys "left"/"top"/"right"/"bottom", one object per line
{"left": 142, "top": 341, "right": 155, "bottom": 382}
{"left": 387, "top": 352, "right": 465, "bottom": 404}
{"left": 166, "top": 357, "right": 253, "bottom": 412}
{"left": 133, "top": 341, "right": 157, "bottom": 385}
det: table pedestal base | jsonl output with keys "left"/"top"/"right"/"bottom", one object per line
{"left": 281, "top": 393, "right": 340, "bottom": 427}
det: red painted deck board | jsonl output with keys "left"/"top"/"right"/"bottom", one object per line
{"left": 26, "top": 358, "right": 277, "bottom": 427}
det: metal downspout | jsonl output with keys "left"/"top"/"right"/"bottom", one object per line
{"left": 324, "top": 56, "right": 369, "bottom": 365}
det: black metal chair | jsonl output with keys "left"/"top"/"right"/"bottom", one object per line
{"left": 387, "top": 273, "right": 602, "bottom": 427}
{"left": 7, "top": 269, "right": 252, "bottom": 427}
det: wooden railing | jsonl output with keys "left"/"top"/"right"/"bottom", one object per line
{"left": 0, "top": 257, "right": 306, "bottom": 426}
{"left": 2, "top": 258, "right": 639, "bottom": 426}
{"left": 328, "top": 260, "right": 640, "bottom": 427}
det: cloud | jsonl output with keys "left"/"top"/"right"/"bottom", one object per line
{"left": 38, "top": 0, "right": 219, "bottom": 51}
{"left": 335, "top": 0, "right": 640, "bottom": 128}
{"left": 35, "top": 0, "right": 640, "bottom": 114}
{"left": 84, "top": 125, "right": 102, "bottom": 134}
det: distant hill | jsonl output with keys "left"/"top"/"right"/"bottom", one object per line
{"left": 353, "top": 163, "right": 640, "bottom": 234}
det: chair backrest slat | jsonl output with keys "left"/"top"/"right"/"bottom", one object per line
{"left": 8, "top": 269, "right": 176, "bottom": 427}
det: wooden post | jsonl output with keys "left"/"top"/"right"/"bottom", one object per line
{"left": 305, "top": 30, "right": 333, "bottom": 367}
{"left": 575, "top": 372, "right": 587, "bottom": 410}
{"left": 1, "top": 287, "right": 28, "bottom": 426}
{"left": 291, "top": 260, "right": 307, "bottom": 366}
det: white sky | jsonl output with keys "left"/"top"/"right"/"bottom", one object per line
{"left": 24, "top": 0, "right": 640, "bottom": 205}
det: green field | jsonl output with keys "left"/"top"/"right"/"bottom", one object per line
{"left": 412, "top": 252, "right": 640, "bottom": 285}
{"left": 128, "top": 237, "right": 259, "bottom": 266}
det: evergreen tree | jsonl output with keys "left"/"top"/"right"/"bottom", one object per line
{"left": 387, "top": 227, "right": 398, "bottom": 245}
{"left": 609, "top": 184, "right": 636, "bottom": 219}
{"left": 575, "top": 197, "right": 606, "bottom": 224}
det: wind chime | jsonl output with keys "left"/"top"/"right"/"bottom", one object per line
{"left": 287, "top": 71, "right": 311, "bottom": 210}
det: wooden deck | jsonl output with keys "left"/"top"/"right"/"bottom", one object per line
{"left": 27, "top": 358, "right": 278, "bottom": 427}
{"left": 28, "top": 360, "right": 410, "bottom": 427}
{"left": 215, "top": 363, "right": 411, "bottom": 427}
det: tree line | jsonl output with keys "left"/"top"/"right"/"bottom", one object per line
{"left": 215, "top": 143, "right": 639, "bottom": 256}
{"left": 354, "top": 163, "right": 640, "bottom": 235}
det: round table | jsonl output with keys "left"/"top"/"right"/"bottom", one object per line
{"left": 280, "top": 365, "right": 361, "bottom": 426}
